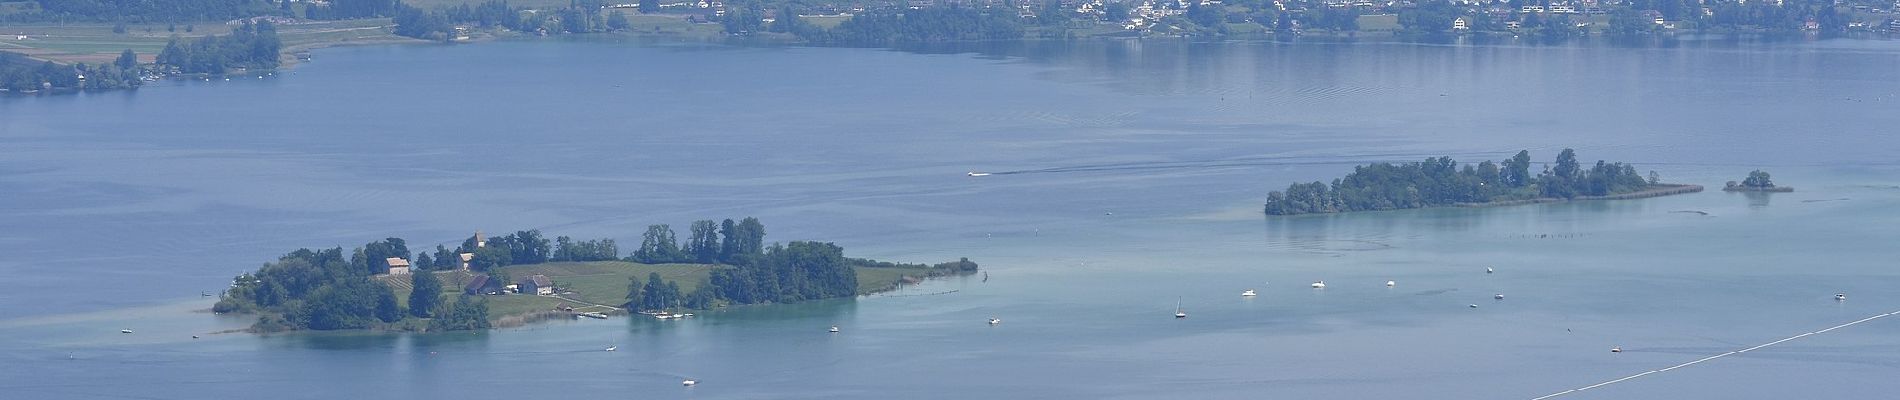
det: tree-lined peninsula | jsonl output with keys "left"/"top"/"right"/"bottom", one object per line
{"left": 1264, "top": 149, "right": 1701, "bottom": 215}
{"left": 213, "top": 217, "right": 978, "bottom": 333}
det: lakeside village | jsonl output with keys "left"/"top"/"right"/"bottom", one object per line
{"left": 5, "top": 0, "right": 1899, "bottom": 94}
{"left": 605, "top": 0, "right": 1900, "bottom": 34}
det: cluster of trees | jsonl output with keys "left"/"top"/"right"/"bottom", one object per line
{"left": 706, "top": 240, "right": 858, "bottom": 305}
{"left": 628, "top": 272, "right": 715, "bottom": 310}
{"left": 214, "top": 245, "right": 487, "bottom": 332}
{"left": 1264, "top": 149, "right": 1653, "bottom": 215}
{"left": 156, "top": 20, "right": 281, "bottom": 74}
{"left": 552, "top": 236, "right": 619, "bottom": 262}
{"left": 1736, "top": 170, "right": 1776, "bottom": 188}
{"left": 0, "top": 50, "right": 142, "bottom": 92}
{"left": 628, "top": 218, "right": 764, "bottom": 265}
{"left": 4, "top": 0, "right": 277, "bottom": 22}
{"left": 457, "top": 230, "right": 552, "bottom": 271}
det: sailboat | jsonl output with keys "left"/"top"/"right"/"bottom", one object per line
{"left": 1174, "top": 298, "right": 1188, "bottom": 319}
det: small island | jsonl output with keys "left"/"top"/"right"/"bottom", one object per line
{"left": 212, "top": 217, "right": 977, "bottom": 333}
{"left": 1264, "top": 149, "right": 1702, "bottom": 215}
{"left": 1724, "top": 170, "right": 1793, "bottom": 192}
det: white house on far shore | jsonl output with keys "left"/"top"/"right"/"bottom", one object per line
{"left": 386, "top": 257, "right": 411, "bottom": 275}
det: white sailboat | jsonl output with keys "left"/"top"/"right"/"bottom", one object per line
{"left": 1311, "top": 281, "right": 1326, "bottom": 289}
{"left": 1174, "top": 298, "right": 1188, "bottom": 318}
{"left": 828, "top": 325, "right": 840, "bottom": 333}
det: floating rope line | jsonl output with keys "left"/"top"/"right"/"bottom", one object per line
{"left": 1529, "top": 309, "right": 1900, "bottom": 400}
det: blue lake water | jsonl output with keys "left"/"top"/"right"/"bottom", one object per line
{"left": 3, "top": 38, "right": 1900, "bottom": 399}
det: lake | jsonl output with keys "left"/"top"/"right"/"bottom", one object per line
{"left": 3, "top": 37, "right": 1900, "bottom": 399}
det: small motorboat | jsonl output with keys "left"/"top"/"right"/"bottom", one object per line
{"left": 989, "top": 318, "right": 1002, "bottom": 325}
{"left": 1836, "top": 293, "right": 1847, "bottom": 301}
{"left": 1241, "top": 289, "right": 1257, "bottom": 297}
{"left": 829, "top": 326, "right": 840, "bottom": 333}
{"left": 1386, "top": 280, "right": 1396, "bottom": 287}
{"left": 120, "top": 329, "right": 132, "bottom": 334}
{"left": 1468, "top": 304, "right": 1479, "bottom": 308}
{"left": 1494, "top": 294, "right": 1505, "bottom": 300}
{"left": 1610, "top": 347, "right": 1622, "bottom": 353}
{"left": 1486, "top": 267, "right": 1495, "bottom": 274}
{"left": 1311, "top": 281, "right": 1326, "bottom": 289}
{"left": 967, "top": 172, "right": 990, "bottom": 177}
{"left": 191, "top": 335, "right": 200, "bottom": 339}
{"left": 605, "top": 345, "right": 617, "bottom": 352}
{"left": 682, "top": 379, "right": 697, "bottom": 386}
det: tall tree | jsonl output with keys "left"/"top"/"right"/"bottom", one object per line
{"left": 625, "top": 274, "right": 645, "bottom": 309}
{"left": 687, "top": 220, "right": 719, "bottom": 263}
{"left": 718, "top": 218, "right": 739, "bottom": 262}
{"left": 1503, "top": 150, "right": 1533, "bottom": 187}
{"left": 373, "top": 281, "right": 403, "bottom": 323}
{"left": 1553, "top": 148, "right": 1581, "bottom": 180}
{"left": 634, "top": 224, "right": 682, "bottom": 263}
{"left": 409, "top": 270, "right": 443, "bottom": 317}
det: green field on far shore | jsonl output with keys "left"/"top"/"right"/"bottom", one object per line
{"left": 1, "top": 19, "right": 407, "bottom": 64}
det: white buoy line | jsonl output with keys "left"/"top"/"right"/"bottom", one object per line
{"left": 1527, "top": 308, "right": 1900, "bottom": 400}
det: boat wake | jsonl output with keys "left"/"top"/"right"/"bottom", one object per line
{"left": 1526, "top": 308, "right": 1900, "bottom": 400}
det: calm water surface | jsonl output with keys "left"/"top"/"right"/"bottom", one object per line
{"left": 3, "top": 38, "right": 1900, "bottom": 399}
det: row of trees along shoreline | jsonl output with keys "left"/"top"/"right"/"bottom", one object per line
{"left": 1264, "top": 149, "right": 1690, "bottom": 216}
{"left": 213, "top": 217, "right": 977, "bottom": 332}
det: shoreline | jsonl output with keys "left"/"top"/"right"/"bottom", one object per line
{"left": 1266, "top": 183, "right": 1706, "bottom": 217}
{"left": 1453, "top": 183, "right": 1706, "bottom": 208}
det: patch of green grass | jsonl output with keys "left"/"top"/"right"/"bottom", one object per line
{"left": 803, "top": 15, "right": 851, "bottom": 29}
{"left": 1357, "top": 14, "right": 1400, "bottom": 31}
{"left": 505, "top": 261, "right": 714, "bottom": 307}
{"left": 853, "top": 266, "right": 934, "bottom": 295}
